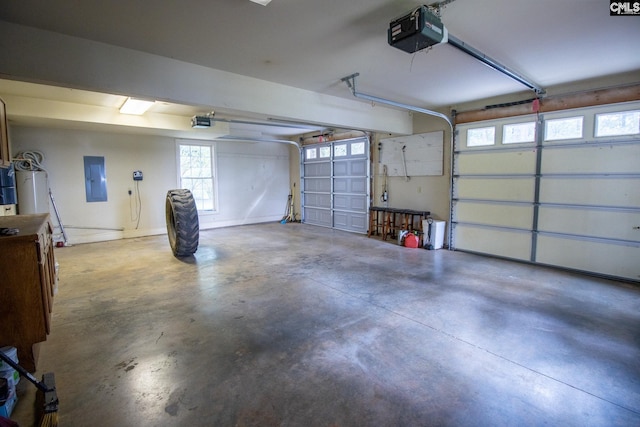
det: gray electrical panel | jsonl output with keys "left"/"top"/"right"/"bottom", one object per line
{"left": 84, "top": 156, "right": 108, "bottom": 202}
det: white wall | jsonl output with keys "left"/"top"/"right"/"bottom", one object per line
{"left": 372, "top": 115, "right": 452, "bottom": 224}
{"left": 10, "top": 126, "right": 290, "bottom": 244}
{"left": 212, "top": 140, "right": 290, "bottom": 229}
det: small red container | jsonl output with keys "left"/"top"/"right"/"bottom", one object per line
{"left": 404, "top": 233, "right": 419, "bottom": 248}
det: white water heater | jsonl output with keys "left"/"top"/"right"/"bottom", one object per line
{"left": 16, "top": 170, "right": 49, "bottom": 214}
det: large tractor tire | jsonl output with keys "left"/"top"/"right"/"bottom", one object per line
{"left": 166, "top": 189, "right": 199, "bottom": 257}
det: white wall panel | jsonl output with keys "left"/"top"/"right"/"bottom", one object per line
{"left": 541, "top": 144, "right": 640, "bottom": 174}
{"left": 539, "top": 177, "right": 640, "bottom": 207}
{"left": 454, "top": 225, "right": 531, "bottom": 260}
{"left": 455, "top": 178, "right": 536, "bottom": 202}
{"left": 537, "top": 235, "right": 640, "bottom": 281}
{"left": 456, "top": 150, "right": 537, "bottom": 175}
{"left": 538, "top": 207, "right": 639, "bottom": 242}
{"left": 454, "top": 202, "right": 533, "bottom": 229}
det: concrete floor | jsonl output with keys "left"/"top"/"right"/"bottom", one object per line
{"left": 9, "top": 222, "right": 640, "bottom": 426}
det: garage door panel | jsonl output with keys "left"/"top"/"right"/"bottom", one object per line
{"left": 453, "top": 102, "right": 640, "bottom": 281}
{"left": 334, "top": 159, "right": 367, "bottom": 176}
{"left": 456, "top": 150, "right": 537, "bottom": 175}
{"left": 304, "top": 193, "right": 331, "bottom": 209}
{"left": 539, "top": 178, "right": 640, "bottom": 207}
{"left": 538, "top": 207, "right": 639, "bottom": 242}
{"left": 334, "top": 177, "right": 367, "bottom": 194}
{"left": 302, "top": 137, "right": 369, "bottom": 233}
{"left": 351, "top": 177, "right": 367, "bottom": 193}
{"left": 455, "top": 178, "right": 536, "bottom": 202}
{"left": 537, "top": 235, "right": 640, "bottom": 281}
{"left": 304, "top": 162, "right": 331, "bottom": 177}
{"left": 454, "top": 202, "right": 533, "bottom": 229}
{"left": 349, "top": 159, "right": 367, "bottom": 175}
{"left": 333, "top": 161, "right": 348, "bottom": 176}
{"left": 349, "top": 214, "right": 367, "bottom": 232}
{"left": 334, "top": 212, "right": 367, "bottom": 233}
{"left": 541, "top": 144, "right": 640, "bottom": 174}
{"left": 304, "top": 208, "right": 332, "bottom": 227}
{"left": 334, "top": 194, "right": 367, "bottom": 211}
{"left": 304, "top": 178, "right": 331, "bottom": 193}
{"left": 454, "top": 225, "right": 531, "bottom": 261}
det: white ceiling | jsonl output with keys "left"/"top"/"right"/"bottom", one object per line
{"left": 1, "top": 0, "right": 639, "bottom": 136}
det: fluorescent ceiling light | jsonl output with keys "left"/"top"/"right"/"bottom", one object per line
{"left": 119, "top": 98, "right": 155, "bottom": 115}
{"left": 249, "top": 0, "right": 272, "bottom": 5}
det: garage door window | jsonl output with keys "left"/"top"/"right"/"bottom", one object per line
{"left": 351, "top": 141, "right": 366, "bottom": 155}
{"left": 545, "top": 116, "right": 583, "bottom": 141}
{"left": 467, "top": 126, "right": 495, "bottom": 147}
{"left": 306, "top": 147, "right": 317, "bottom": 160}
{"left": 334, "top": 144, "right": 347, "bottom": 157}
{"left": 319, "top": 146, "right": 331, "bottom": 158}
{"left": 595, "top": 110, "right": 640, "bottom": 137}
{"left": 503, "top": 122, "right": 536, "bottom": 144}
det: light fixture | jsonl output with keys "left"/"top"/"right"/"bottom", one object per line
{"left": 249, "top": 0, "right": 272, "bottom": 5}
{"left": 119, "top": 98, "right": 155, "bottom": 115}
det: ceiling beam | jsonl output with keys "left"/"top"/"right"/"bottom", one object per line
{"left": 454, "top": 83, "right": 640, "bottom": 124}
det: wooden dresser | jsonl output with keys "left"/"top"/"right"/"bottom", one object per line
{"left": 0, "top": 214, "right": 57, "bottom": 372}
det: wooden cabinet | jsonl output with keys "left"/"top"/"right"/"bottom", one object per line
{"left": 0, "top": 214, "right": 57, "bottom": 372}
{"left": 0, "top": 97, "right": 10, "bottom": 168}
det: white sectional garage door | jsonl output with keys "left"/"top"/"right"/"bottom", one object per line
{"left": 302, "top": 137, "right": 370, "bottom": 234}
{"left": 452, "top": 102, "right": 640, "bottom": 281}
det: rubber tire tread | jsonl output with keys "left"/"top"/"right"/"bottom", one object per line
{"left": 166, "top": 189, "right": 199, "bottom": 257}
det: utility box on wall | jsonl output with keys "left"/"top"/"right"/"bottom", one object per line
{"left": 0, "top": 164, "right": 17, "bottom": 205}
{"left": 84, "top": 156, "right": 107, "bottom": 202}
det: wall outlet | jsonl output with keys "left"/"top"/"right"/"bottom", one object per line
{"left": 133, "top": 170, "right": 143, "bottom": 181}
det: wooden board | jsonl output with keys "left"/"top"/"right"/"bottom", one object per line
{"left": 380, "top": 131, "right": 443, "bottom": 177}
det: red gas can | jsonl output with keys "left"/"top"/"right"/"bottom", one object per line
{"left": 404, "top": 233, "right": 419, "bottom": 248}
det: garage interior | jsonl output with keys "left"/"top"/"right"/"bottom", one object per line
{"left": 0, "top": 1, "right": 639, "bottom": 426}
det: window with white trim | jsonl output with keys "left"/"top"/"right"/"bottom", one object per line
{"left": 545, "top": 116, "right": 583, "bottom": 141}
{"left": 595, "top": 110, "right": 640, "bottom": 137}
{"left": 177, "top": 142, "right": 216, "bottom": 211}
{"left": 334, "top": 144, "right": 347, "bottom": 157}
{"left": 319, "top": 147, "right": 331, "bottom": 158}
{"left": 305, "top": 147, "right": 317, "bottom": 159}
{"left": 467, "top": 126, "right": 495, "bottom": 147}
{"left": 503, "top": 122, "right": 536, "bottom": 144}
